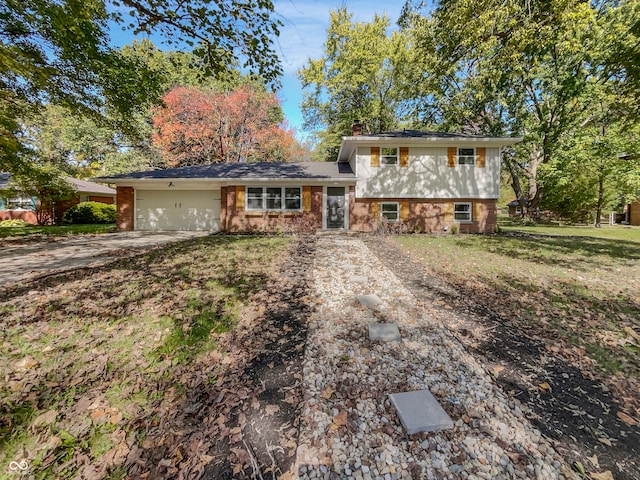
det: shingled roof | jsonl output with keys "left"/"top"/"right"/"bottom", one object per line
{"left": 95, "top": 161, "right": 355, "bottom": 181}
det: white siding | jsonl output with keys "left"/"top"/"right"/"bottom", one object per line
{"left": 355, "top": 146, "right": 500, "bottom": 198}
{"left": 136, "top": 189, "right": 221, "bottom": 231}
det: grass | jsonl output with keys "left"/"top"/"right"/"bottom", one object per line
{"left": 498, "top": 215, "right": 640, "bottom": 242}
{"left": 0, "top": 235, "right": 291, "bottom": 478}
{"left": 394, "top": 225, "right": 640, "bottom": 382}
{"left": 0, "top": 224, "right": 116, "bottom": 238}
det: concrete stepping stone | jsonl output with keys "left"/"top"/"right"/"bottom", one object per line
{"left": 349, "top": 275, "right": 368, "bottom": 284}
{"left": 355, "top": 294, "right": 382, "bottom": 308}
{"left": 388, "top": 390, "right": 454, "bottom": 434}
{"left": 369, "top": 322, "right": 401, "bottom": 342}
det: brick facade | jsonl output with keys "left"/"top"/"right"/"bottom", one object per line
{"left": 222, "top": 185, "right": 323, "bottom": 233}
{"left": 350, "top": 197, "right": 498, "bottom": 234}
{"left": 116, "top": 186, "right": 134, "bottom": 231}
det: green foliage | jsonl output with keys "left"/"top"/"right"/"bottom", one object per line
{"left": 298, "top": 7, "right": 412, "bottom": 160}
{"left": 0, "top": 219, "right": 31, "bottom": 227}
{"left": 0, "top": 0, "right": 283, "bottom": 176}
{"left": 62, "top": 201, "right": 116, "bottom": 224}
{"left": 7, "top": 165, "right": 77, "bottom": 225}
{"left": 400, "top": 0, "right": 640, "bottom": 220}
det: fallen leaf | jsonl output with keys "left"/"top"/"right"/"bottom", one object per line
{"left": 279, "top": 472, "right": 295, "bottom": 480}
{"left": 623, "top": 326, "right": 640, "bottom": 342}
{"left": 32, "top": 410, "right": 57, "bottom": 427}
{"left": 616, "top": 411, "right": 637, "bottom": 426}
{"left": 321, "top": 387, "right": 334, "bottom": 400}
{"left": 333, "top": 410, "right": 347, "bottom": 426}
{"left": 587, "top": 455, "right": 599, "bottom": 469}
{"left": 597, "top": 437, "right": 612, "bottom": 446}
{"left": 16, "top": 357, "right": 39, "bottom": 370}
{"left": 490, "top": 366, "right": 505, "bottom": 376}
{"left": 589, "top": 471, "right": 614, "bottom": 480}
{"left": 265, "top": 405, "right": 280, "bottom": 416}
{"left": 538, "top": 382, "right": 551, "bottom": 393}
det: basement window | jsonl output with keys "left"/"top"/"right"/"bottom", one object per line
{"left": 381, "top": 202, "right": 399, "bottom": 222}
{"left": 454, "top": 202, "right": 472, "bottom": 222}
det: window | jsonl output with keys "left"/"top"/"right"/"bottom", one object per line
{"left": 284, "top": 187, "right": 301, "bottom": 210}
{"left": 246, "top": 187, "right": 263, "bottom": 210}
{"left": 381, "top": 147, "right": 398, "bottom": 165}
{"left": 454, "top": 202, "right": 472, "bottom": 222}
{"left": 457, "top": 147, "right": 476, "bottom": 165}
{"left": 381, "top": 202, "right": 399, "bottom": 222}
{"left": 246, "top": 187, "right": 302, "bottom": 211}
{"left": 4, "top": 196, "right": 35, "bottom": 210}
{"left": 266, "top": 187, "right": 282, "bottom": 210}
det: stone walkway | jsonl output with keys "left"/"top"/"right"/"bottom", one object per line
{"left": 294, "top": 236, "right": 571, "bottom": 480}
{"left": 0, "top": 231, "right": 208, "bottom": 286}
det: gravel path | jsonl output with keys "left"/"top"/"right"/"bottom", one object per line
{"left": 294, "top": 235, "right": 572, "bottom": 480}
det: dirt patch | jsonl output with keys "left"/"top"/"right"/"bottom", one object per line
{"left": 364, "top": 236, "right": 640, "bottom": 480}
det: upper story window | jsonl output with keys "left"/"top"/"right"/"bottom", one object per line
{"left": 457, "top": 147, "right": 476, "bottom": 165}
{"left": 380, "top": 147, "right": 399, "bottom": 165}
{"left": 246, "top": 187, "right": 301, "bottom": 211}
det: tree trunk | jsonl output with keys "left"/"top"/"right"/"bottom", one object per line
{"left": 526, "top": 149, "right": 544, "bottom": 220}
{"left": 594, "top": 169, "right": 605, "bottom": 228}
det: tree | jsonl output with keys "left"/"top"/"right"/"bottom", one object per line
{"left": 402, "top": 0, "right": 626, "bottom": 219}
{"left": 6, "top": 165, "right": 77, "bottom": 225}
{"left": 298, "top": 7, "right": 412, "bottom": 161}
{"left": 540, "top": 91, "right": 640, "bottom": 226}
{"left": 0, "top": 0, "right": 283, "bottom": 173}
{"left": 151, "top": 85, "right": 303, "bottom": 166}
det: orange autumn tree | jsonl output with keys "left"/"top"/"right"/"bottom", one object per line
{"left": 152, "top": 85, "right": 303, "bottom": 167}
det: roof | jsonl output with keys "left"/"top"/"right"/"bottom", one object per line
{"left": 337, "top": 130, "right": 522, "bottom": 162}
{"left": 95, "top": 161, "right": 355, "bottom": 181}
{"left": 0, "top": 172, "right": 115, "bottom": 195}
{"left": 65, "top": 177, "right": 115, "bottom": 195}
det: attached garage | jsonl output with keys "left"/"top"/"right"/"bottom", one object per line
{"left": 135, "top": 189, "right": 220, "bottom": 231}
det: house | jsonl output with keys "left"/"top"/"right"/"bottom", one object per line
{"left": 0, "top": 173, "right": 116, "bottom": 224}
{"left": 95, "top": 125, "right": 521, "bottom": 233}
{"left": 507, "top": 200, "right": 522, "bottom": 217}
{"left": 622, "top": 200, "right": 640, "bottom": 226}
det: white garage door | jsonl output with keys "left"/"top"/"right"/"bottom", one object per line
{"left": 135, "top": 189, "right": 221, "bottom": 231}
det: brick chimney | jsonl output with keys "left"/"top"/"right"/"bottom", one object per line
{"left": 351, "top": 120, "right": 362, "bottom": 136}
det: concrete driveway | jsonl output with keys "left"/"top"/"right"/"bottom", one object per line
{"left": 0, "top": 231, "right": 209, "bottom": 286}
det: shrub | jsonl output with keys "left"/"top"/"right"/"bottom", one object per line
{"left": 63, "top": 202, "right": 116, "bottom": 224}
{"left": 0, "top": 219, "right": 32, "bottom": 227}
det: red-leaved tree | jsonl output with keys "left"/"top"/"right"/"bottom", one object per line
{"left": 152, "top": 86, "right": 304, "bottom": 167}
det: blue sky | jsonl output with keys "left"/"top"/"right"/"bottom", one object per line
{"left": 109, "top": 1, "right": 405, "bottom": 140}
{"left": 273, "top": 1, "right": 405, "bottom": 139}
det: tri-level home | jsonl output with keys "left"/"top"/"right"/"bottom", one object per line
{"left": 96, "top": 123, "right": 520, "bottom": 233}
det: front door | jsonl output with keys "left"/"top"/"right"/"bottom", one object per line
{"left": 326, "top": 187, "right": 345, "bottom": 229}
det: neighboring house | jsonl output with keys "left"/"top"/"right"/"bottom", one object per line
{"left": 95, "top": 125, "right": 521, "bottom": 233}
{"left": 0, "top": 173, "right": 116, "bottom": 224}
{"left": 622, "top": 200, "right": 640, "bottom": 226}
{"left": 507, "top": 200, "right": 522, "bottom": 217}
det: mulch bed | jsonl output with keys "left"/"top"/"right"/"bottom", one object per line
{"left": 364, "top": 236, "right": 640, "bottom": 480}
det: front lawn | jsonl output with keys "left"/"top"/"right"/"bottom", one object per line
{"left": 394, "top": 230, "right": 640, "bottom": 406}
{"left": 498, "top": 216, "right": 640, "bottom": 242}
{"left": 0, "top": 224, "right": 115, "bottom": 238}
{"left": 0, "top": 235, "right": 296, "bottom": 478}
